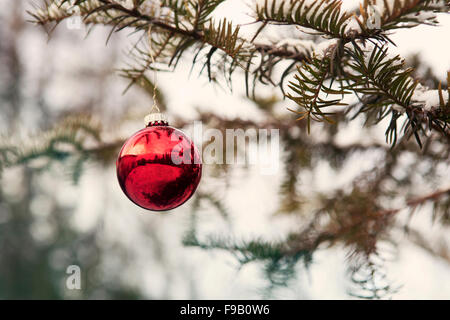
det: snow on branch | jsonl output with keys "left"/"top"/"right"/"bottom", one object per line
{"left": 29, "top": 0, "right": 450, "bottom": 146}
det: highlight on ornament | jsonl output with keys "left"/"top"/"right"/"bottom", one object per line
{"left": 116, "top": 112, "right": 202, "bottom": 212}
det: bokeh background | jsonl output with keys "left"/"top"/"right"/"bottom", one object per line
{"left": 0, "top": 0, "right": 449, "bottom": 299}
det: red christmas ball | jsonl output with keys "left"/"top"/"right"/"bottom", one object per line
{"left": 116, "top": 122, "right": 202, "bottom": 211}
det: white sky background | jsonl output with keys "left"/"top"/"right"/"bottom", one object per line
{"left": 2, "top": 0, "right": 449, "bottom": 299}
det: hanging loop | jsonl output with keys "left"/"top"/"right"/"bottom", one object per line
{"left": 144, "top": 25, "right": 168, "bottom": 127}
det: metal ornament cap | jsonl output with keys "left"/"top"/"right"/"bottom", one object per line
{"left": 144, "top": 112, "right": 168, "bottom": 127}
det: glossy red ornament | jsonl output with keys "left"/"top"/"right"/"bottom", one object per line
{"left": 116, "top": 122, "right": 202, "bottom": 211}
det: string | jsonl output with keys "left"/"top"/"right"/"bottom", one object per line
{"left": 147, "top": 25, "right": 160, "bottom": 114}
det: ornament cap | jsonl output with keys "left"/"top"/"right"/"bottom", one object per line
{"left": 144, "top": 112, "right": 168, "bottom": 127}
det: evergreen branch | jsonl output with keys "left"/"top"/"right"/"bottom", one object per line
{"left": 346, "top": 44, "right": 417, "bottom": 108}
{"left": 192, "top": 0, "right": 227, "bottom": 29}
{"left": 343, "top": 43, "right": 450, "bottom": 146}
{"left": 342, "top": 0, "right": 449, "bottom": 42}
{"left": 405, "top": 228, "right": 450, "bottom": 264}
{"left": 202, "top": 19, "right": 251, "bottom": 62}
{"left": 34, "top": 0, "right": 249, "bottom": 61}
{"left": 29, "top": 1, "right": 450, "bottom": 144}
{"left": 253, "top": 43, "right": 310, "bottom": 62}
{"left": 27, "top": 0, "right": 77, "bottom": 26}
{"left": 31, "top": 0, "right": 253, "bottom": 84}
{"left": 348, "top": 255, "right": 399, "bottom": 299}
{"left": 406, "top": 186, "right": 450, "bottom": 222}
{"left": 0, "top": 115, "right": 112, "bottom": 183}
{"left": 254, "top": 0, "right": 353, "bottom": 38}
{"left": 364, "top": 0, "right": 450, "bottom": 31}
{"left": 286, "top": 57, "right": 350, "bottom": 133}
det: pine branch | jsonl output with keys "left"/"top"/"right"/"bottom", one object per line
{"left": 366, "top": 0, "right": 450, "bottom": 31}
{"left": 344, "top": 43, "right": 450, "bottom": 146}
{"left": 254, "top": 0, "right": 353, "bottom": 38}
{"left": 286, "top": 56, "right": 350, "bottom": 133}
{"left": 29, "top": 1, "right": 450, "bottom": 146}
{"left": 346, "top": 44, "right": 418, "bottom": 107}
{"left": 404, "top": 227, "right": 450, "bottom": 264}
{"left": 406, "top": 187, "right": 450, "bottom": 222}
{"left": 31, "top": 0, "right": 256, "bottom": 85}
{"left": 203, "top": 19, "right": 249, "bottom": 61}
{"left": 0, "top": 115, "right": 113, "bottom": 183}
{"left": 348, "top": 255, "right": 399, "bottom": 300}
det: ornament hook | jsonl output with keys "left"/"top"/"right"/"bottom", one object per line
{"left": 144, "top": 25, "right": 168, "bottom": 127}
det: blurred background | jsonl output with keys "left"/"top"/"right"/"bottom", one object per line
{"left": 0, "top": 0, "right": 449, "bottom": 299}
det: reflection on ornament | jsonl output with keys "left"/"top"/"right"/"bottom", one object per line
{"left": 116, "top": 116, "right": 202, "bottom": 211}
